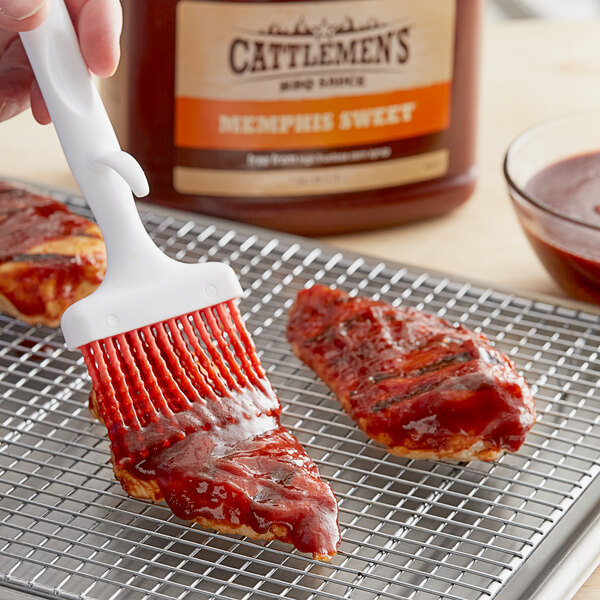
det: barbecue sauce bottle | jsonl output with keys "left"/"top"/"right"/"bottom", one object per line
{"left": 102, "top": 0, "right": 483, "bottom": 236}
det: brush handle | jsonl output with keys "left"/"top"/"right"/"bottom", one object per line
{"left": 19, "top": 0, "right": 243, "bottom": 350}
{"left": 19, "top": 0, "right": 160, "bottom": 265}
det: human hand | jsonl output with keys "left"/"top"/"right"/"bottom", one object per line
{"left": 0, "top": 0, "right": 122, "bottom": 124}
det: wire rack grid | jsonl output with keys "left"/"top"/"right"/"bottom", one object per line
{"left": 1, "top": 191, "right": 600, "bottom": 600}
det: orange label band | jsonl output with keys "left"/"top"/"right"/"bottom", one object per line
{"left": 175, "top": 83, "right": 450, "bottom": 151}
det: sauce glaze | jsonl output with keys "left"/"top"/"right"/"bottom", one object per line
{"left": 0, "top": 184, "right": 97, "bottom": 260}
{"left": 94, "top": 378, "right": 340, "bottom": 558}
{"left": 287, "top": 285, "right": 535, "bottom": 456}
{"left": 0, "top": 183, "right": 105, "bottom": 319}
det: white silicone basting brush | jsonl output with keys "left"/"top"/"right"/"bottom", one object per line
{"left": 18, "top": 0, "right": 273, "bottom": 466}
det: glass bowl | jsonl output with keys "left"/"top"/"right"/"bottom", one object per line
{"left": 503, "top": 112, "right": 600, "bottom": 304}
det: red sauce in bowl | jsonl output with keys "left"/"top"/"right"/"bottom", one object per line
{"left": 521, "top": 152, "right": 600, "bottom": 303}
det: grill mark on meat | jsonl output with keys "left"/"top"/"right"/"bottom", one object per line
{"left": 8, "top": 253, "right": 76, "bottom": 263}
{"left": 370, "top": 379, "right": 461, "bottom": 412}
{"left": 369, "top": 351, "right": 474, "bottom": 383}
{"left": 306, "top": 309, "right": 401, "bottom": 344}
{"left": 412, "top": 351, "right": 473, "bottom": 375}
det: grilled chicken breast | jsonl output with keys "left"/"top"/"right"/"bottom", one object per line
{"left": 89, "top": 379, "right": 340, "bottom": 561}
{"left": 287, "top": 285, "right": 535, "bottom": 461}
{"left": 0, "top": 182, "right": 105, "bottom": 326}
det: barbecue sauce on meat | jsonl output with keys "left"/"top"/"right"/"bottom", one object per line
{"left": 0, "top": 184, "right": 105, "bottom": 317}
{"left": 287, "top": 285, "right": 535, "bottom": 458}
{"left": 0, "top": 184, "right": 97, "bottom": 259}
{"left": 97, "top": 379, "right": 340, "bottom": 559}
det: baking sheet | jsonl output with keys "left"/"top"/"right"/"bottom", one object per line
{"left": 1, "top": 188, "right": 600, "bottom": 600}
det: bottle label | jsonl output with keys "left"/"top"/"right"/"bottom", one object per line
{"left": 173, "top": 0, "right": 455, "bottom": 198}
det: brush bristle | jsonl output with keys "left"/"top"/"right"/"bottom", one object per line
{"left": 81, "top": 300, "right": 271, "bottom": 465}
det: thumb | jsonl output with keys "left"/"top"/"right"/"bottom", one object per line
{"left": 0, "top": 0, "right": 49, "bottom": 32}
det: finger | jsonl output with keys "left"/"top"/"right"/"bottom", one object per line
{"left": 30, "top": 78, "right": 50, "bottom": 123}
{"left": 0, "top": 25, "right": 15, "bottom": 54}
{"left": 0, "top": 33, "right": 34, "bottom": 121}
{"left": 67, "top": 0, "right": 122, "bottom": 77}
{"left": 0, "top": 0, "right": 49, "bottom": 32}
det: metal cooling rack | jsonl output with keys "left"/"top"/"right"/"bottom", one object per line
{"left": 1, "top": 188, "right": 600, "bottom": 600}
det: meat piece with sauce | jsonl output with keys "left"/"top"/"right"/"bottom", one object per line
{"left": 89, "top": 377, "right": 340, "bottom": 561}
{"left": 287, "top": 285, "right": 535, "bottom": 461}
{"left": 0, "top": 181, "right": 105, "bottom": 326}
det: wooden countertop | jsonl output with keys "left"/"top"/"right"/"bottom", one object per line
{"left": 1, "top": 17, "right": 600, "bottom": 600}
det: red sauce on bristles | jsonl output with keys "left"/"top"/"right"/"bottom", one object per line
{"left": 128, "top": 329, "right": 175, "bottom": 420}
{"left": 80, "top": 301, "right": 260, "bottom": 464}
{"left": 224, "top": 300, "right": 265, "bottom": 377}
{"left": 202, "top": 307, "right": 251, "bottom": 389}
